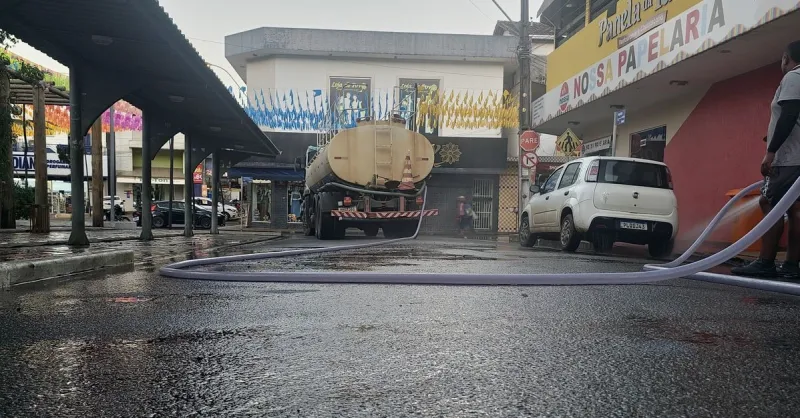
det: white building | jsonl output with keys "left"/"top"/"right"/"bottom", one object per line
{"left": 226, "top": 26, "right": 521, "bottom": 233}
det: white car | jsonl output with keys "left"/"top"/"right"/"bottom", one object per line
{"left": 519, "top": 156, "right": 678, "bottom": 258}
{"left": 103, "top": 196, "right": 123, "bottom": 210}
{"left": 193, "top": 197, "right": 239, "bottom": 220}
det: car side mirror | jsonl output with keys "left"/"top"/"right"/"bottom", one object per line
{"left": 529, "top": 184, "right": 540, "bottom": 194}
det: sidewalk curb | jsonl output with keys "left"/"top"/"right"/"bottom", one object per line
{"left": 0, "top": 232, "right": 186, "bottom": 249}
{"left": 1, "top": 250, "right": 135, "bottom": 290}
{"left": 536, "top": 239, "right": 593, "bottom": 253}
{"left": 137, "top": 234, "right": 286, "bottom": 266}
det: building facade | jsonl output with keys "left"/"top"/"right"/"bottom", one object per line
{"left": 533, "top": 0, "right": 800, "bottom": 249}
{"left": 225, "top": 26, "right": 523, "bottom": 233}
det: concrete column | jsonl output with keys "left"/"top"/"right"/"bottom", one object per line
{"left": 107, "top": 107, "right": 117, "bottom": 221}
{"left": 270, "top": 181, "right": 289, "bottom": 229}
{"left": 67, "top": 64, "right": 89, "bottom": 246}
{"left": 139, "top": 111, "right": 153, "bottom": 241}
{"left": 183, "top": 138, "right": 193, "bottom": 237}
{"left": 91, "top": 118, "right": 103, "bottom": 227}
{"left": 32, "top": 85, "right": 48, "bottom": 232}
{"left": 210, "top": 151, "right": 220, "bottom": 234}
{"left": 249, "top": 183, "right": 256, "bottom": 227}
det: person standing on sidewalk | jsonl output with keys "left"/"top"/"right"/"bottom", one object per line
{"left": 456, "top": 196, "right": 474, "bottom": 238}
{"left": 733, "top": 41, "right": 800, "bottom": 278}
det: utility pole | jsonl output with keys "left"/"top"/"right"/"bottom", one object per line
{"left": 518, "top": 0, "right": 531, "bottom": 224}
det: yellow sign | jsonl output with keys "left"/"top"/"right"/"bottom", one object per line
{"left": 544, "top": 0, "right": 699, "bottom": 90}
{"left": 556, "top": 129, "right": 582, "bottom": 157}
{"left": 599, "top": 0, "right": 672, "bottom": 47}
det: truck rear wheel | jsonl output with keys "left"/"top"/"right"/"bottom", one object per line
{"left": 303, "top": 197, "right": 315, "bottom": 236}
{"left": 315, "top": 201, "right": 339, "bottom": 240}
{"left": 363, "top": 225, "right": 379, "bottom": 237}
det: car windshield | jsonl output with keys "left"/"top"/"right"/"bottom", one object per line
{"left": 599, "top": 159, "right": 671, "bottom": 189}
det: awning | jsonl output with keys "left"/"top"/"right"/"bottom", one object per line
{"left": 0, "top": 0, "right": 280, "bottom": 158}
{"left": 227, "top": 168, "right": 305, "bottom": 182}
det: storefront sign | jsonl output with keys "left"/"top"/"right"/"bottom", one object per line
{"left": 12, "top": 151, "right": 108, "bottom": 177}
{"left": 116, "top": 177, "right": 186, "bottom": 186}
{"left": 533, "top": 0, "right": 799, "bottom": 127}
{"left": 599, "top": 0, "right": 671, "bottom": 47}
{"left": 429, "top": 136, "right": 507, "bottom": 169}
{"left": 617, "top": 11, "right": 668, "bottom": 48}
{"left": 329, "top": 77, "right": 371, "bottom": 123}
{"left": 630, "top": 125, "right": 667, "bottom": 161}
{"left": 399, "top": 78, "right": 440, "bottom": 135}
{"left": 583, "top": 136, "right": 612, "bottom": 155}
{"left": 555, "top": 129, "right": 582, "bottom": 157}
{"left": 432, "top": 143, "right": 462, "bottom": 167}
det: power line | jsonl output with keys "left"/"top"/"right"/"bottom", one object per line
{"left": 467, "top": 0, "right": 495, "bottom": 21}
{"left": 490, "top": 0, "right": 515, "bottom": 23}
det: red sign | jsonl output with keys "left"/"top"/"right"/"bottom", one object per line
{"left": 520, "top": 130, "right": 540, "bottom": 152}
{"left": 521, "top": 152, "right": 538, "bottom": 169}
{"left": 193, "top": 172, "right": 203, "bottom": 184}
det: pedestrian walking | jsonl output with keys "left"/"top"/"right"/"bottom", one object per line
{"left": 456, "top": 195, "right": 474, "bottom": 238}
{"left": 732, "top": 40, "right": 800, "bottom": 278}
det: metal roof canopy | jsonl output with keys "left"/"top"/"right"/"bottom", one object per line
{"left": 8, "top": 79, "right": 70, "bottom": 106}
{"left": 0, "top": 0, "right": 280, "bottom": 160}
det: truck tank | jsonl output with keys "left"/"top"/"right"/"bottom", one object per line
{"left": 306, "top": 119, "right": 435, "bottom": 193}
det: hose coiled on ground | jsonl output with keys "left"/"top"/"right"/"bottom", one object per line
{"left": 160, "top": 178, "right": 800, "bottom": 295}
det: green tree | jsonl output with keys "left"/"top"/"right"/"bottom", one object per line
{"left": 1, "top": 30, "right": 43, "bottom": 227}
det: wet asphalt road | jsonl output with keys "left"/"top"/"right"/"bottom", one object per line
{"left": 2, "top": 236, "right": 800, "bottom": 417}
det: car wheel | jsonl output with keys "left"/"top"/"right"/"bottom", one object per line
{"left": 519, "top": 215, "right": 537, "bottom": 248}
{"left": 560, "top": 214, "right": 581, "bottom": 252}
{"left": 648, "top": 239, "right": 675, "bottom": 258}
{"left": 199, "top": 216, "right": 212, "bottom": 229}
{"left": 152, "top": 216, "right": 165, "bottom": 229}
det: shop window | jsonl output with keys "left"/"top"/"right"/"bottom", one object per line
{"left": 472, "top": 179, "right": 494, "bottom": 231}
{"left": 590, "top": 0, "right": 616, "bottom": 21}
{"left": 630, "top": 126, "right": 666, "bottom": 162}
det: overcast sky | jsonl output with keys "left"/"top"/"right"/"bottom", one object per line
{"left": 9, "top": 0, "right": 545, "bottom": 88}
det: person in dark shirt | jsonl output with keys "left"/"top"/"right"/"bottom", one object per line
{"left": 733, "top": 41, "right": 800, "bottom": 279}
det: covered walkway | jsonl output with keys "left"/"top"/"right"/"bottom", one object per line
{"left": 0, "top": 0, "right": 280, "bottom": 244}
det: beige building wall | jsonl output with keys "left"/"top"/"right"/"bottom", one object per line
{"left": 577, "top": 87, "right": 709, "bottom": 156}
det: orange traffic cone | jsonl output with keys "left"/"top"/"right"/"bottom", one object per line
{"left": 398, "top": 151, "right": 415, "bottom": 191}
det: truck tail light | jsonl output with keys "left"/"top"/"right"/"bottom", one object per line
{"left": 343, "top": 196, "right": 352, "bottom": 206}
{"left": 586, "top": 160, "right": 600, "bottom": 182}
{"left": 415, "top": 196, "right": 424, "bottom": 205}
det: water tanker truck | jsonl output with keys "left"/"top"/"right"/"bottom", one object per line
{"left": 301, "top": 116, "right": 438, "bottom": 240}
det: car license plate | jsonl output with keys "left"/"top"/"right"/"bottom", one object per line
{"left": 620, "top": 221, "right": 647, "bottom": 231}
{"left": 338, "top": 207, "right": 357, "bottom": 212}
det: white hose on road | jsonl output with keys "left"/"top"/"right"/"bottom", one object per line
{"left": 160, "top": 178, "right": 800, "bottom": 296}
